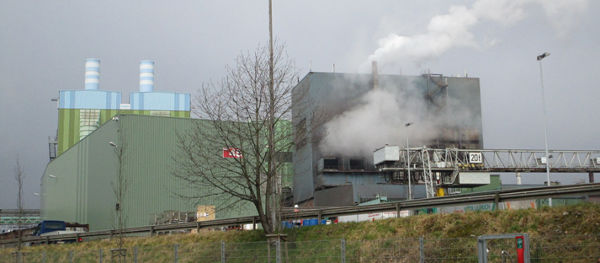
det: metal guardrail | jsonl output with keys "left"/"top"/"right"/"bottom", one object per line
{"left": 2, "top": 183, "right": 599, "bottom": 246}
{"left": 0, "top": 209, "right": 40, "bottom": 216}
{"left": 286, "top": 183, "right": 600, "bottom": 219}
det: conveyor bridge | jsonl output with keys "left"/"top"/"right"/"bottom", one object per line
{"left": 376, "top": 148, "right": 600, "bottom": 198}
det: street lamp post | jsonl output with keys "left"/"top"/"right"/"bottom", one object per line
{"left": 405, "top": 122, "right": 413, "bottom": 200}
{"left": 537, "top": 52, "right": 552, "bottom": 207}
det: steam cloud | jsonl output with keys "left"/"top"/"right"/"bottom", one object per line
{"left": 319, "top": 82, "right": 476, "bottom": 157}
{"left": 365, "top": 0, "right": 588, "bottom": 71}
{"left": 320, "top": 0, "right": 587, "bottom": 157}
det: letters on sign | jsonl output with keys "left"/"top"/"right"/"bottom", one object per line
{"left": 223, "top": 147, "right": 243, "bottom": 158}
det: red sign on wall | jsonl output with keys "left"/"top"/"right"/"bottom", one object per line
{"left": 223, "top": 148, "right": 243, "bottom": 158}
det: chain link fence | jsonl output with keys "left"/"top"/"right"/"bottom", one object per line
{"left": 0, "top": 234, "right": 598, "bottom": 262}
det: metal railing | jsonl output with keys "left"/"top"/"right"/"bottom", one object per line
{"left": 394, "top": 148, "right": 600, "bottom": 173}
{"left": 0, "top": 209, "right": 40, "bottom": 216}
{"left": 2, "top": 183, "right": 600, "bottom": 246}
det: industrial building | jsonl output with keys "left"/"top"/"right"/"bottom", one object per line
{"left": 292, "top": 67, "right": 483, "bottom": 206}
{"left": 42, "top": 58, "right": 295, "bottom": 231}
{"left": 43, "top": 115, "right": 286, "bottom": 231}
{"left": 52, "top": 59, "right": 190, "bottom": 157}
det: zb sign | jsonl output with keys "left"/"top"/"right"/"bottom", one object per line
{"left": 468, "top": 152, "right": 482, "bottom": 163}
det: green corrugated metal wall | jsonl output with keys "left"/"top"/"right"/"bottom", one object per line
{"left": 459, "top": 175, "right": 502, "bottom": 193}
{"left": 43, "top": 120, "right": 119, "bottom": 230}
{"left": 57, "top": 109, "right": 190, "bottom": 155}
{"left": 44, "top": 115, "right": 291, "bottom": 231}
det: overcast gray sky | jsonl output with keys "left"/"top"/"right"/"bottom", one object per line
{"left": 1, "top": 0, "right": 599, "bottom": 209}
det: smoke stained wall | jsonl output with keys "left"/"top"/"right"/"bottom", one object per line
{"left": 291, "top": 72, "right": 482, "bottom": 203}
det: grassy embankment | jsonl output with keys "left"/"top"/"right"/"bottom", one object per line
{"left": 2, "top": 203, "right": 599, "bottom": 262}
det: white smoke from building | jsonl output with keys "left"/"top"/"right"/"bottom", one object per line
{"left": 319, "top": 88, "right": 427, "bottom": 157}
{"left": 365, "top": 0, "right": 588, "bottom": 71}
{"left": 318, "top": 82, "right": 477, "bottom": 157}
{"left": 319, "top": 0, "right": 586, "bottom": 158}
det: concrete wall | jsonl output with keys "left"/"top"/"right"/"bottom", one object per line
{"left": 314, "top": 185, "right": 355, "bottom": 207}
{"left": 313, "top": 184, "right": 428, "bottom": 207}
{"left": 292, "top": 72, "right": 483, "bottom": 203}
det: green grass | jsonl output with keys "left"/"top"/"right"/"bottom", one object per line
{"left": 2, "top": 203, "right": 599, "bottom": 262}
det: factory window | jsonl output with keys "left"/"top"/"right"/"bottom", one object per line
{"left": 323, "top": 158, "right": 339, "bottom": 170}
{"left": 349, "top": 159, "right": 364, "bottom": 170}
{"left": 79, "top": 109, "right": 100, "bottom": 140}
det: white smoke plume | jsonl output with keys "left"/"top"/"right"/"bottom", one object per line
{"left": 366, "top": 0, "right": 588, "bottom": 71}
{"left": 319, "top": 0, "right": 587, "bottom": 158}
{"left": 319, "top": 82, "right": 477, "bottom": 157}
{"left": 319, "top": 88, "right": 426, "bottom": 157}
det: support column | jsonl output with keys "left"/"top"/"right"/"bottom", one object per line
{"left": 341, "top": 238, "right": 346, "bottom": 263}
{"left": 317, "top": 210, "right": 322, "bottom": 225}
{"left": 221, "top": 241, "right": 225, "bottom": 263}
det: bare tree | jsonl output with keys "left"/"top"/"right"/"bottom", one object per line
{"left": 14, "top": 157, "right": 25, "bottom": 262}
{"left": 109, "top": 138, "right": 127, "bottom": 262}
{"left": 175, "top": 42, "right": 297, "bottom": 234}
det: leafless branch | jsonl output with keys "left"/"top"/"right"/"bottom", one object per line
{"left": 174, "top": 42, "right": 300, "bottom": 234}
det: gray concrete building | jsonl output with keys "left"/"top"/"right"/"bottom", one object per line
{"left": 292, "top": 70, "right": 482, "bottom": 205}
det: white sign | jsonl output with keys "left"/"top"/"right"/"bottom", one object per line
{"left": 223, "top": 147, "right": 243, "bottom": 158}
{"left": 458, "top": 172, "right": 490, "bottom": 184}
{"left": 468, "top": 152, "right": 482, "bottom": 163}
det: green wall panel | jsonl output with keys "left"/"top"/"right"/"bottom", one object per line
{"left": 43, "top": 120, "right": 119, "bottom": 230}
{"left": 44, "top": 115, "right": 287, "bottom": 231}
{"left": 57, "top": 109, "right": 190, "bottom": 155}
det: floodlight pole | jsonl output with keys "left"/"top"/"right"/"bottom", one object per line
{"left": 405, "top": 122, "right": 412, "bottom": 200}
{"left": 537, "top": 52, "right": 552, "bottom": 207}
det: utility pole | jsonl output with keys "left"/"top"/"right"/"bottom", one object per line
{"left": 405, "top": 122, "right": 412, "bottom": 200}
{"left": 267, "top": 0, "right": 279, "bottom": 234}
{"left": 537, "top": 52, "right": 552, "bottom": 207}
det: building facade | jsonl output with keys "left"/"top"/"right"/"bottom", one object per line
{"left": 42, "top": 115, "right": 293, "bottom": 231}
{"left": 292, "top": 71, "right": 483, "bottom": 205}
{"left": 55, "top": 59, "right": 190, "bottom": 156}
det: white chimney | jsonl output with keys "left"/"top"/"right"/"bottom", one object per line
{"left": 139, "top": 60, "right": 155, "bottom": 92}
{"left": 372, "top": 61, "right": 378, "bottom": 90}
{"left": 84, "top": 58, "right": 100, "bottom": 90}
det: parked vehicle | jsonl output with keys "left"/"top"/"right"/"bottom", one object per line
{"left": 33, "top": 220, "right": 89, "bottom": 243}
{"left": 0, "top": 220, "right": 89, "bottom": 244}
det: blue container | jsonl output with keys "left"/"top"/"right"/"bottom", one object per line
{"left": 301, "top": 218, "right": 324, "bottom": 226}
